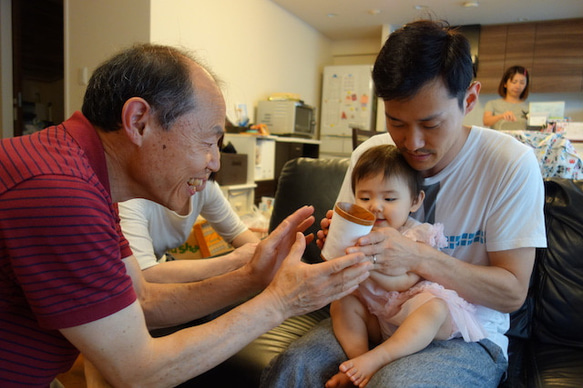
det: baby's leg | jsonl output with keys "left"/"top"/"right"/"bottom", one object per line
{"left": 326, "top": 294, "right": 380, "bottom": 388}
{"left": 340, "top": 296, "right": 452, "bottom": 387}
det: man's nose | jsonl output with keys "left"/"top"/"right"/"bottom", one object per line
{"left": 208, "top": 147, "right": 221, "bottom": 172}
{"left": 403, "top": 128, "right": 425, "bottom": 151}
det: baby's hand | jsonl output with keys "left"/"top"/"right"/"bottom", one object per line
{"left": 316, "top": 209, "right": 334, "bottom": 250}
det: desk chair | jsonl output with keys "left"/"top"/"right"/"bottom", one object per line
{"left": 351, "top": 125, "right": 381, "bottom": 150}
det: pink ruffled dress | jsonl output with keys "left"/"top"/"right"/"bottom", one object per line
{"left": 357, "top": 221, "right": 487, "bottom": 343}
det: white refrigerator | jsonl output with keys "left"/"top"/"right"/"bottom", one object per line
{"left": 319, "top": 65, "right": 377, "bottom": 156}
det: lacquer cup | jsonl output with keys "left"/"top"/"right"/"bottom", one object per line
{"left": 321, "top": 202, "right": 375, "bottom": 261}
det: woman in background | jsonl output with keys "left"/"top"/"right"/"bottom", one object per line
{"left": 483, "top": 65, "right": 530, "bottom": 130}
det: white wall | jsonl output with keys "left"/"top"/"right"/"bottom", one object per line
{"left": 150, "top": 0, "right": 332, "bottom": 124}
{"left": 330, "top": 38, "right": 380, "bottom": 66}
{"left": 64, "top": 0, "right": 151, "bottom": 116}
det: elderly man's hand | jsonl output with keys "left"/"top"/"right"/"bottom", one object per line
{"left": 263, "top": 232, "right": 372, "bottom": 320}
{"left": 243, "top": 206, "right": 315, "bottom": 289}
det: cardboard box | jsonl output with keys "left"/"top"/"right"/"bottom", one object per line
{"left": 167, "top": 220, "right": 233, "bottom": 259}
{"left": 192, "top": 221, "right": 233, "bottom": 258}
{"left": 215, "top": 153, "right": 248, "bottom": 185}
{"left": 167, "top": 221, "right": 204, "bottom": 259}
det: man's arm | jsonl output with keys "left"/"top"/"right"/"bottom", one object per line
{"left": 414, "top": 244, "right": 534, "bottom": 312}
{"left": 351, "top": 229, "right": 534, "bottom": 313}
{"left": 142, "top": 243, "right": 255, "bottom": 283}
{"left": 128, "top": 206, "right": 366, "bottom": 329}
{"left": 63, "top": 223, "right": 372, "bottom": 387}
{"left": 231, "top": 228, "right": 260, "bottom": 247}
{"left": 143, "top": 234, "right": 258, "bottom": 284}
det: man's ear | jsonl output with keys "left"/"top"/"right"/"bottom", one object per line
{"left": 464, "top": 81, "right": 481, "bottom": 115}
{"left": 410, "top": 190, "right": 425, "bottom": 213}
{"left": 121, "top": 97, "right": 151, "bottom": 146}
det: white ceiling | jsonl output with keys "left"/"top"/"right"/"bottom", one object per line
{"left": 271, "top": 0, "right": 583, "bottom": 40}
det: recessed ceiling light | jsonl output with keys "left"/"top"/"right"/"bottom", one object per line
{"left": 368, "top": 9, "right": 381, "bottom": 15}
{"left": 327, "top": 13, "right": 337, "bottom": 18}
{"left": 463, "top": 1, "right": 479, "bottom": 7}
{"left": 414, "top": 5, "right": 428, "bottom": 10}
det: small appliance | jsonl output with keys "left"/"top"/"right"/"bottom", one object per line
{"left": 257, "top": 100, "right": 316, "bottom": 138}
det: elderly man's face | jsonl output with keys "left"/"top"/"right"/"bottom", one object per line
{"left": 140, "top": 63, "right": 226, "bottom": 214}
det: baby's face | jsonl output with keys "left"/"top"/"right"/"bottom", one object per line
{"left": 354, "top": 174, "right": 418, "bottom": 230}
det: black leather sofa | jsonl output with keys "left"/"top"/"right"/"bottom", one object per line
{"left": 184, "top": 157, "right": 583, "bottom": 388}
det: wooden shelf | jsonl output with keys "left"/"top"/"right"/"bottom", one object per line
{"left": 477, "top": 18, "right": 583, "bottom": 94}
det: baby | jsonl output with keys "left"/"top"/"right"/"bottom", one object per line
{"left": 326, "top": 145, "right": 485, "bottom": 388}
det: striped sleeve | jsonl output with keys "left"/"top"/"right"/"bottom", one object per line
{"left": 1, "top": 174, "right": 135, "bottom": 329}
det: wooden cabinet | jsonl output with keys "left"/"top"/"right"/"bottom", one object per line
{"left": 532, "top": 19, "right": 583, "bottom": 92}
{"left": 477, "top": 18, "right": 583, "bottom": 93}
{"left": 477, "top": 24, "right": 508, "bottom": 92}
{"left": 505, "top": 24, "right": 535, "bottom": 73}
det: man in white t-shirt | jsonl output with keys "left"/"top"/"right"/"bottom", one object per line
{"left": 118, "top": 181, "right": 259, "bottom": 283}
{"left": 261, "top": 20, "right": 546, "bottom": 388}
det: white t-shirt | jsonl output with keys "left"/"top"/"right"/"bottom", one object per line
{"left": 337, "top": 126, "right": 547, "bottom": 358}
{"left": 118, "top": 181, "right": 248, "bottom": 270}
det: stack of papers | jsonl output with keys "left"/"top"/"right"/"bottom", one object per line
{"left": 564, "top": 122, "right": 583, "bottom": 142}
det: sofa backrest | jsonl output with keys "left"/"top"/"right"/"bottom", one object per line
{"left": 533, "top": 178, "right": 583, "bottom": 347}
{"left": 269, "top": 157, "right": 351, "bottom": 263}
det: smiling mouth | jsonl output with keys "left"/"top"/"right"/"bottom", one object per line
{"left": 188, "top": 178, "right": 203, "bottom": 187}
{"left": 187, "top": 178, "right": 205, "bottom": 194}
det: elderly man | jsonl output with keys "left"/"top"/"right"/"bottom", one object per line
{"left": 0, "top": 44, "right": 371, "bottom": 387}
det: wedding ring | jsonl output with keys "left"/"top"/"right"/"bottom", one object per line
{"left": 372, "top": 255, "right": 377, "bottom": 264}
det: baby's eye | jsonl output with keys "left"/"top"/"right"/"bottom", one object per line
{"left": 384, "top": 197, "right": 397, "bottom": 202}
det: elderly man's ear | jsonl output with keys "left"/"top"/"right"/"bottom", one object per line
{"left": 121, "top": 97, "right": 151, "bottom": 146}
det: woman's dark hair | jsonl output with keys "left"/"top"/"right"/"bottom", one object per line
{"left": 351, "top": 145, "right": 422, "bottom": 201}
{"left": 498, "top": 65, "right": 530, "bottom": 100}
{"left": 82, "top": 44, "right": 200, "bottom": 132}
{"left": 372, "top": 20, "right": 474, "bottom": 110}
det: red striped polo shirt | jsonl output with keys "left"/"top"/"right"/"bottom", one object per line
{"left": 0, "top": 112, "right": 136, "bottom": 386}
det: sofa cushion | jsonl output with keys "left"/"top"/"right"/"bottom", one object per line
{"left": 526, "top": 340, "right": 583, "bottom": 388}
{"left": 533, "top": 178, "right": 583, "bottom": 347}
{"left": 269, "top": 157, "right": 350, "bottom": 263}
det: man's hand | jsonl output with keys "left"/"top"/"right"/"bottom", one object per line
{"left": 347, "top": 226, "right": 423, "bottom": 276}
{"left": 244, "top": 206, "right": 316, "bottom": 288}
{"left": 264, "top": 232, "right": 372, "bottom": 320}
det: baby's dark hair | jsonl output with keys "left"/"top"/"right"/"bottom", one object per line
{"left": 351, "top": 145, "right": 422, "bottom": 201}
